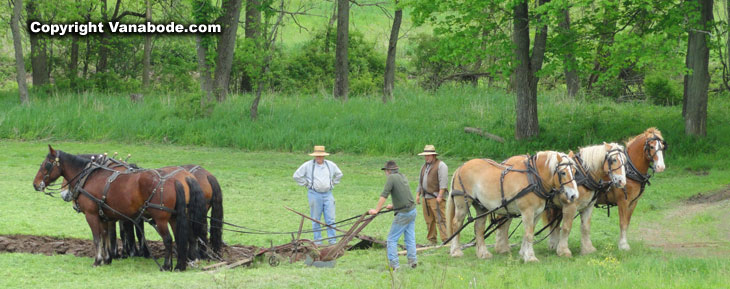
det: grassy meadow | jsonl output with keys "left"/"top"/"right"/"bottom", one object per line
{"left": 1, "top": 89, "right": 730, "bottom": 288}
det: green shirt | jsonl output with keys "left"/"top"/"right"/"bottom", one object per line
{"left": 380, "top": 172, "right": 416, "bottom": 213}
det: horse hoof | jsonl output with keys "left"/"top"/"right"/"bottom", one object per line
{"left": 557, "top": 249, "right": 572, "bottom": 258}
{"left": 450, "top": 250, "right": 464, "bottom": 258}
{"left": 619, "top": 242, "right": 631, "bottom": 251}
{"left": 524, "top": 256, "right": 539, "bottom": 263}
{"left": 476, "top": 249, "right": 492, "bottom": 259}
{"left": 92, "top": 261, "right": 101, "bottom": 267}
{"left": 495, "top": 246, "right": 510, "bottom": 254}
{"left": 581, "top": 246, "right": 597, "bottom": 255}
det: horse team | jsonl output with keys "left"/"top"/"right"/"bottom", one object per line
{"left": 31, "top": 127, "right": 666, "bottom": 270}
{"left": 32, "top": 147, "right": 223, "bottom": 271}
{"left": 446, "top": 128, "right": 666, "bottom": 262}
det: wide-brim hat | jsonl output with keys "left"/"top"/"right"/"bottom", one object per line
{"left": 381, "top": 160, "right": 399, "bottom": 170}
{"left": 418, "top": 145, "right": 439, "bottom": 156}
{"left": 308, "top": 145, "right": 330, "bottom": 156}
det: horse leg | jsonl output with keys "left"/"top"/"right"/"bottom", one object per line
{"left": 137, "top": 220, "right": 150, "bottom": 258}
{"left": 448, "top": 195, "right": 470, "bottom": 257}
{"left": 618, "top": 196, "right": 639, "bottom": 251}
{"left": 556, "top": 204, "right": 577, "bottom": 257}
{"left": 545, "top": 210, "right": 560, "bottom": 250}
{"left": 519, "top": 209, "right": 539, "bottom": 263}
{"left": 108, "top": 221, "right": 118, "bottom": 260}
{"left": 473, "top": 206, "right": 492, "bottom": 259}
{"left": 494, "top": 216, "right": 512, "bottom": 254}
{"left": 85, "top": 214, "right": 105, "bottom": 267}
{"left": 156, "top": 219, "right": 174, "bottom": 271}
{"left": 102, "top": 221, "right": 113, "bottom": 264}
{"left": 579, "top": 204, "right": 597, "bottom": 255}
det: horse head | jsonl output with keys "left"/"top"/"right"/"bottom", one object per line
{"left": 643, "top": 128, "right": 666, "bottom": 172}
{"left": 603, "top": 142, "right": 627, "bottom": 188}
{"left": 547, "top": 151, "right": 579, "bottom": 203}
{"left": 33, "top": 145, "right": 63, "bottom": 192}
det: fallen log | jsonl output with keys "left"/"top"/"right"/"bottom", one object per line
{"left": 464, "top": 127, "right": 505, "bottom": 143}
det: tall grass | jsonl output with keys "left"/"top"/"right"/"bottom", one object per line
{"left": 1, "top": 87, "right": 728, "bottom": 169}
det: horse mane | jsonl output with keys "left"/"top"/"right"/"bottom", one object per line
{"left": 579, "top": 143, "right": 623, "bottom": 172}
{"left": 626, "top": 127, "right": 663, "bottom": 147}
{"left": 536, "top": 151, "right": 560, "bottom": 173}
{"left": 53, "top": 150, "right": 91, "bottom": 169}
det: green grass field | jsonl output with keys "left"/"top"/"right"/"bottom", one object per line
{"left": 1, "top": 139, "right": 729, "bottom": 288}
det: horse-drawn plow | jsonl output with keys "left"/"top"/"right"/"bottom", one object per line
{"left": 201, "top": 206, "right": 386, "bottom": 271}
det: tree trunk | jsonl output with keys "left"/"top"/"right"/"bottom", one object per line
{"left": 513, "top": 0, "right": 549, "bottom": 140}
{"left": 97, "top": 0, "right": 109, "bottom": 73}
{"left": 11, "top": 0, "right": 29, "bottom": 104}
{"left": 196, "top": 35, "right": 214, "bottom": 106}
{"left": 383, "top": 4, "right": 402, "bottom": 102}
{"left": 334, "top": 0, "right": 349, "bottom": 100}
{"left": 213, "top": 0, "right": 243, "bottom": 102}
{"left": 684, "top": 0, "right": 713, "bottom": 137}
{"left": 70, "top": 34, "right": 79, "bottom": 88}
{"left": 325, "top": 2, "right": 337, "bottom": 53}
{"left": 143, "top": 0, "right": 152, "bottom": 90}
{"left": 240, "top": 0, "right": 261, "bottom": 93}
{"left": 26, "top": 0, "right": 49, "bottom": 86}
{"left": 560, "top": 8, "right": 579, "bottom": 97}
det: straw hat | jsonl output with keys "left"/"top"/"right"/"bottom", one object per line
{"left": 308, "top": 145, "right": 330, "bottom": 156}
{"left": 381, "top": 160, "right": 399, "bottom": 170}
{"left": 418, "top": 145, "right": 439, "bottom": 156}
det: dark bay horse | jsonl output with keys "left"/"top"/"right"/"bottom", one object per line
{"left": 595, "top": 128, "right": 666, "bottom": 250}
{"left": 120, "top": 164, "right": 223, "bottom": 260}
{"left": 32, "top": 146, "right": 206, "bottom": 271}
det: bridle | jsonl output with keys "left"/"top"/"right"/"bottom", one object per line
{"left": 40, "top": 157, "right": 60, "bottom": 189}
{"left": 553, "top": 159, "right": 576, "bottom": 192}
{"left": 604, "top": 147, "right": 625, "bottom": 174}
{"left": 644, "top": 135, "right": 667, "bottom": 165}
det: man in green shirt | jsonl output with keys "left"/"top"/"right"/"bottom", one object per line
{"left": 368, "top": 160, "right": 417, "bottom": 270}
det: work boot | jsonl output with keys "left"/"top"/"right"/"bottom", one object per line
{"left": 408, "top": 259, "right": 418, "bottom": 269}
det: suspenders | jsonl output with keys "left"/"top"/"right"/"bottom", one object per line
{"left": 309, "top": 159, "right": 333, "bottom": 192}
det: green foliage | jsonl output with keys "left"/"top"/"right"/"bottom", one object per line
{"left": 174, "top": 92, "right": 214, "bottom": 119}
{"left": 283, "top": 30, "right": 385, "bottom": 95}
{"left": 645, "top": 75, "right": 681, "bottom": 106}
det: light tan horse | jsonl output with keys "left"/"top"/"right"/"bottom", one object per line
{"left": 595, "top": 128, "right": 666, "bottom": 250}
{"left": 542, "top": 142, "right": 627, "bottom": 257}
{"left": 446, "top": 151, "right": 579, "bottom": 262}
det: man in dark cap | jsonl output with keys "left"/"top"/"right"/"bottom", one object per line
{"left": 368, "top": 160, "right": 417, "bottom": 270}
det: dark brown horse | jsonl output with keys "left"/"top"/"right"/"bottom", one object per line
{"left": 595, "top": 128, "right": 666, "bottom": 250}
{"left": 32, "top": 146, "right": 206, "bottom": 271}
{"left": 120, "top": 164, "right": 223, "bottom": 260}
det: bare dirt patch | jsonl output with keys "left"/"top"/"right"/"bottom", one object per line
{"left": 686, "top": 185, "right": 730, "bottom": 204}
{"left": 0, "top": 234, "right": 256, "bottom": 261}
{"left": 637, "top": 186, "right": 730, "bottom": 257}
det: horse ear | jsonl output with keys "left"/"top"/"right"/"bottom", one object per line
{"left": 568, "top": 150, "right": 575, "bottom": 158}
{"left": 48, "top": 145, "right": 56, "bottom": 157}
{"left": 555, "top": 153, "right": 562, "bottom": 162}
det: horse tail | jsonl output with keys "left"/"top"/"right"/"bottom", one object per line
{"left": 207, "top": 174, "right": 224, "bottom": 254}
{"left": 186, "top": 177, "right": 207, "bottom": 260}
{"left": 445, "top": 167, "right": 458, "bottom": 236}
{"left": 173, "top": 180, "right": 189, "bottom": 270}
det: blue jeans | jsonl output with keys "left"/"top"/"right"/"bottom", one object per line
{"left": 387, "top": 208, "right": 417, "bottom": 268}
{"left": 308, "top": 189, "right": 337, "bottom": 244}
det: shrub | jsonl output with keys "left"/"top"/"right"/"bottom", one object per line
{"left": 283, "top": 30, "right": 385, "bottom": 95}
{"left": 645, "top": 75, "right": 681, "bottom": 106}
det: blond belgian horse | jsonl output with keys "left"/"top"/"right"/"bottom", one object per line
{"left": 542, "top": 143, "right": 627, "bottom": 257}
{"left": 595, "top": 128, "right": 666, "bottom": 250}
{"left": 446, "top": 151, "right": 579, "bottom": 262}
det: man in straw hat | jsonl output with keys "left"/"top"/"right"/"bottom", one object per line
{"left": 416, "top": 145, "right": 449, "bottom": 246}
{"left": 368, "top": 160, "right": 417, "bottom": 270}
{"left": 293, "top": 145, "right": 343, "bottom": 245}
